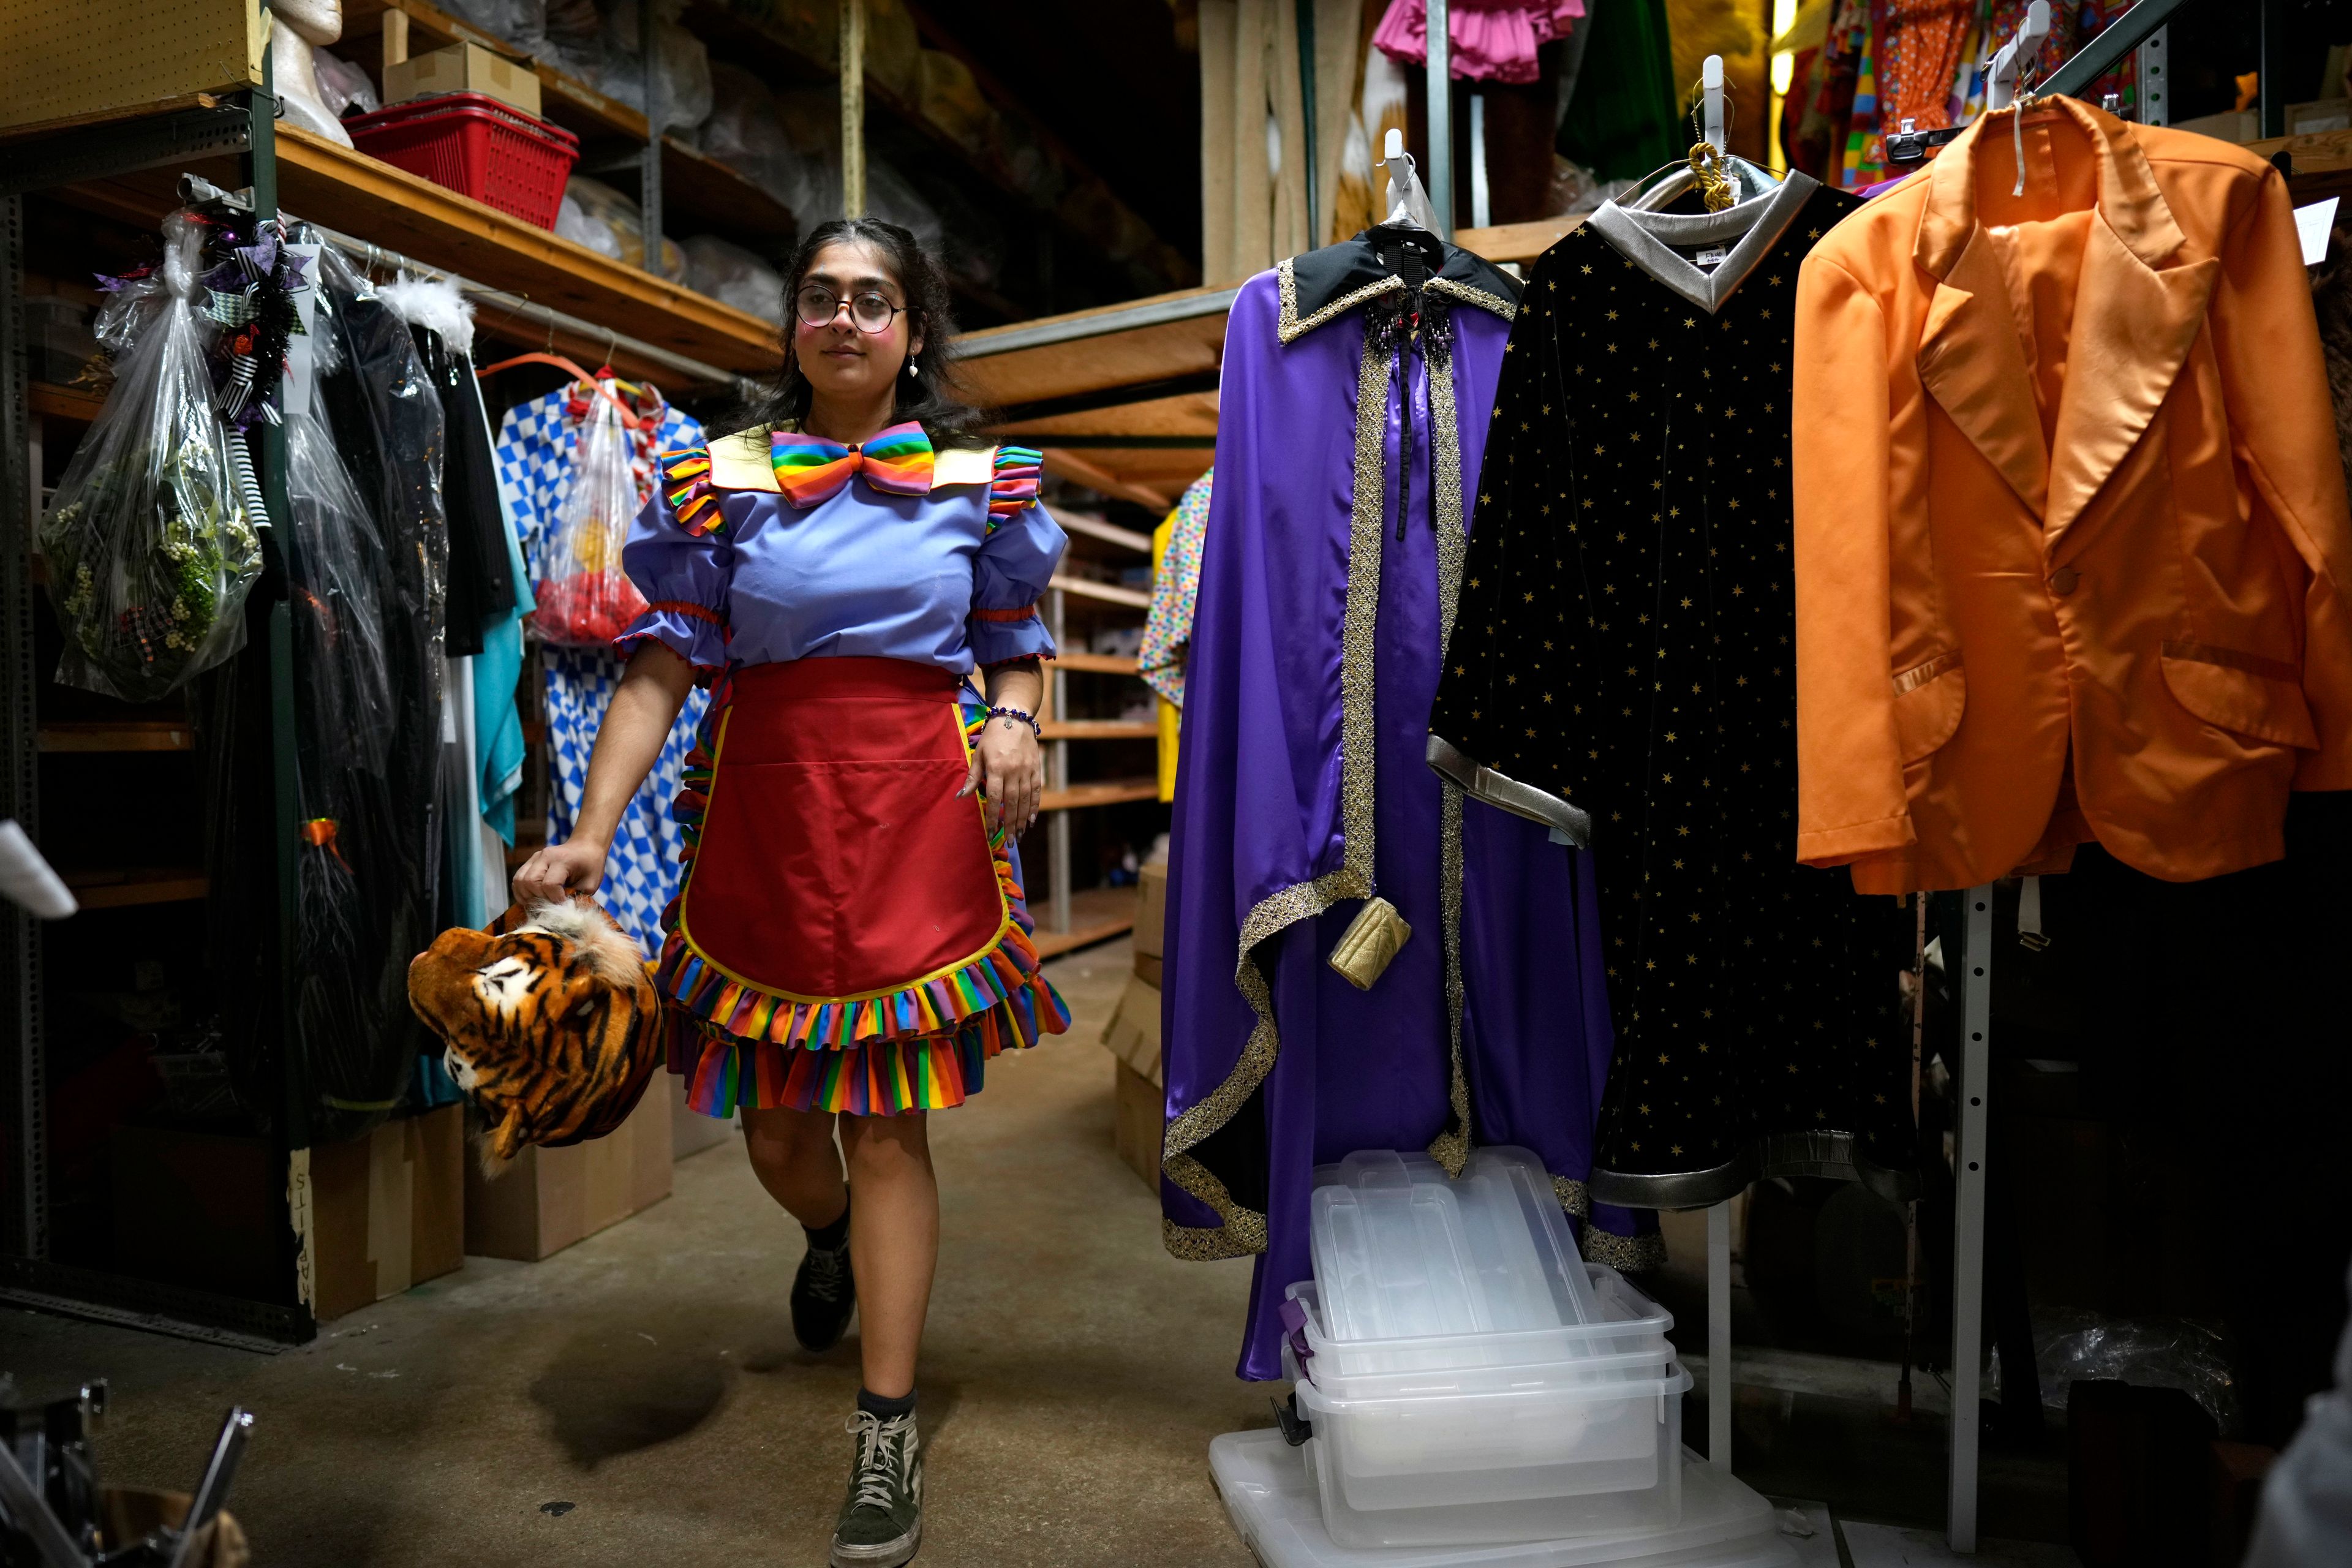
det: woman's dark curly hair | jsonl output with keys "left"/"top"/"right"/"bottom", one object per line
{"left": 745, "top": 216, "right": 988, "bottom": 447}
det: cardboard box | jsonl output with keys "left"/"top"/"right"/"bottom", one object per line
{"left": 464, "top": 1083, "right": 673, "bottom": 1261}
{"left": 670, "top": 1071, "right": 737, "bottom": 1161}
{"left": 1101, "top": 972, "right": 1161, "bottom": 1082}
{"left": 309, "top": 1104, "right": 466, "bottom": 1322}
{"left": 1134, "top": 863, "right": 1168, "bottom": 968}
{"left": 383, "top": 42, "right": 543, "bottom": 120}
{"left": 2, "top": 0, "right": 265, "bottom": 136}
{"left": 110, "top": 1125, "right": 281, "bottom": 1301}
{"left": 1113, "top": 1060, "right": 1163, "bottom": 1190}
{"left": 1101, "top": 972, "right": 1163, "bottom": 1189}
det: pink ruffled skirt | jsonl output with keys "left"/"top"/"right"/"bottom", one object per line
{"left": 1372, "top": 0, "right": 1586, "bottom": 85}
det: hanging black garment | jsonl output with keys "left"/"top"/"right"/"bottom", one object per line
{"left": 411, "top": 325, "right": 513, "bottom": 657}
{"left": 1427, "top": 175, "right": 1917, "bottom": 1209}
{"left": 301, "top": 247, "right": 451, "bottom": 1142}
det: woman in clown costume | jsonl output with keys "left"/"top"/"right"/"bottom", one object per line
{"left": 513, "top": 217, "right": 1069, "bottom": 1568}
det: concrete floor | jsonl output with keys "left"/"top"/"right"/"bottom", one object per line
{"left": 4, "top": 940, "right": 1268, "bottom": 1568}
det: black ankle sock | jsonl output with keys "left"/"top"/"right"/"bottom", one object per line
{"left": 804, "top": 1197, "right": 850, "bottom": 1251}
{"left": 858, "top": 1387, "right": 916, "bottom": 1420}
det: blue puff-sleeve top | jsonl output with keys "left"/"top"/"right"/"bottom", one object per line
{"left": 617, "top": 426, "right": 1066, "bottom": 678}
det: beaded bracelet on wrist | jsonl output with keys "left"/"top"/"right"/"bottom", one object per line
{"left": 988, "top": 705, "right": 1042, "bottom": 739}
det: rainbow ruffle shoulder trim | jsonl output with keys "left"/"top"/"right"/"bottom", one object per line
{"left": 658, "top": 445, "right": 722, "bottom": 537}
{"left": 987, "top": 445, "right": 1042, "bottom": 530}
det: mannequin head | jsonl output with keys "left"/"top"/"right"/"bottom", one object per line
{"left": 276, "top": 0, "right": 342, "bottom": 46}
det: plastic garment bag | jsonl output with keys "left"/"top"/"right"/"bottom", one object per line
{"left": 284, "top": 406, "right": 407, "bottom": 1133}
{"left": 530, "top": 388, "right": 647, "bottom": 647}
{"left": 298, "top": 245, "right": 451, "bottom": 1139}
{"left": 40, "top": 213, "right": 262, "bottom": 701}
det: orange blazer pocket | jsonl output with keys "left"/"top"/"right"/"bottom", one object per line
{"left": 1892, "top": 654, "right": 1966, "bottom": 762}
{"left": 2160, "top": 642, "right": 2320, "bottom": 749}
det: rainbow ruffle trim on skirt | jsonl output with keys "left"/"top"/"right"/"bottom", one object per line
{"left": 657, "top": 683, "right": 1072, "bottom": 1117}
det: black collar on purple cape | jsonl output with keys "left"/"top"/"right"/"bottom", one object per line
{"left": 1275, "top": 229, "right": 1520, "bottom": 345}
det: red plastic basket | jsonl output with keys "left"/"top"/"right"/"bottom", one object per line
{"left": 346, "top": 92, "right": 579, "bottom": 230}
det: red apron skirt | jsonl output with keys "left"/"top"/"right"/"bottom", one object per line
{"left": 654, "top": 656, "right": 1069, "bottom": 1116}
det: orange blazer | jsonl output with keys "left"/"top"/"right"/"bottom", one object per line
{"left": 1792, "top": 97, "right": 2352, "bottom": 895}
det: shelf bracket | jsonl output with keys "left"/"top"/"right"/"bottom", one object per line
{"left": 640, "top": 0, "right": 664, "bottom": 274}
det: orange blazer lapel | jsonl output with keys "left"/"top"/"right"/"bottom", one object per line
{"left": 1917, "top": 235, "right": 2051, "bottom": 519}
{"left": 2044, "top": 106, "right": 2222, "bottom": 545}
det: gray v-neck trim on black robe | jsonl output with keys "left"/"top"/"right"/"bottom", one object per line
{"left": 1586, "top": 171, "right": 1822, "bottom": 314}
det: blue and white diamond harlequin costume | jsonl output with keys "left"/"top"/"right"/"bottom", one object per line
{"left": 493, "top": 385, "right": 707, "bottom": 958}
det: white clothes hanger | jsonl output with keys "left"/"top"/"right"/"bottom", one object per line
{"left": 1622, "top": 56, "right": 1781, "bottom": 213}
{"left": 1380, "top": 127, "right": 1442, "bottom": 233}
{"left": 1986, "top": 0, "right": 2052, "bottom": 113}
{"left": 1986, "top": 1, "right": 2054, "bottom": 197}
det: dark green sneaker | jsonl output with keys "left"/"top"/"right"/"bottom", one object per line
{"left": 830, "top": 1409, "right": 923, "bottom": 1567}
{"left": 791, "top": 1235, "right": 856, "bottom": 1351}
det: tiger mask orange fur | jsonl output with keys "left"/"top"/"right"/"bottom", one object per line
{"left": 405, "top": 898, "right": 663, "bottom": 1163}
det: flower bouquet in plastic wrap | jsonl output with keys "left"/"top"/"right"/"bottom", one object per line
{"left": 39, "top": 214, "right": 263, "bottom": 701}
{"left": 530, "top": 385, "right": 649, "bottom": 646}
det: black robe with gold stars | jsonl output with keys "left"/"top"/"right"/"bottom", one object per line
{"left": 1427, "top": 176, "right": 1916, "bottom": 1210}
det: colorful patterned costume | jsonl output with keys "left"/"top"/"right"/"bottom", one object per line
{"left": 494, "top": 381, "right": 709, "bottom": 958}
{"left": 620, "top": 424, "right": 1072, "bottom": 1117}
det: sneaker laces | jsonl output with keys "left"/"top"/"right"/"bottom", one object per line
{"left": 845, "top": 1411, "right": 916, "bottom": 1513}
{"left": 803, "top": 1242, "right": 851, "bottom": 1303}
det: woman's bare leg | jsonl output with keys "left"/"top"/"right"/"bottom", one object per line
{"left": 837, "top": 1112, "right": 938, "bottom": 1400}
{"left": 741, "top": 1104, "right": 850, "bottom": 1229}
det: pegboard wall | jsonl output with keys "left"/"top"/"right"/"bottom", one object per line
{"left": 1, "top": 0, "right": 264, "bottom": 135}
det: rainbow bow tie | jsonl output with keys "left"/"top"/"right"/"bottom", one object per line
{"left": 769, "top": 421, "right": 935, "bottom": 507}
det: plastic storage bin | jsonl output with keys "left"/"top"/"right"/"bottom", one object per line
{"left": 1292, "top": 1260, "right": 1674, "bottom": 1384}
{"left": 1285, "top": 1280, "right": 1671, "bottom": 1401}
{"left": 1292, "top": 1361, "right": 1692, "bottom": 1549}
{"left": 1210, "top": 1427, "right": 1796, "bottom": 1568}
{"left": 1312, "top": 1146, "right": 1604, "bottom": 1343}
{"left": 347, "top": 92, "right": 579, "bottom": 230}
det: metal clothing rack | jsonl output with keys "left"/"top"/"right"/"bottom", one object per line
{"left": 1672, "top": 0, "right": 2304, "bottom": 1551}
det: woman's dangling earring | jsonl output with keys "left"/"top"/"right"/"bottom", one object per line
{"left": 906, "top": 355, "right": 919, "bottom": 378}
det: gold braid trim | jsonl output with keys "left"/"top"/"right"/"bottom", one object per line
{"left": 1159, "top": 325, "right": 1396, "bottom": 1259}
{"left": 1551, "top": 1174, "right": 1593, "bottom": 1220}
{"left": 1424, "top": 336, "right": 1474, "bottom": 1177}
{"left": 1279, "top": 258, "right": 1410, "bottom": 344}
{"left": 1583, "top": 1224, "right": 1670, "bottom": 1275}
{"left": 1423, "top": 275, "right": 1518, "bottom": 324}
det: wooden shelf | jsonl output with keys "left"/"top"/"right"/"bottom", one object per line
{"left": 60, "top": 868, "right": 209, "bottom": 910}
{"left": 39, "top": 720, "right": 195, "bottom": 753}
{"left": 1029, "top": 884, "right": 1140, "bottom": 960}
{"left": 1041, "top": 720, "right": 1156, "bottom": 741}
{"left": 55, "top": 124, "right": 778, "bottom": 380}
{"left": 1056, "top": 511, "right": 1156, "bottom": 554}
{"left": 1039, "top": 778, "right": 1158, "bottom": 812}
{"left": 1051, "top": 575, "right": 1151, "bottom": 610}
{"left": 1053, "top": 652, "right": 1139, "bottom": 676}
{"left": 678, "top": 0, "right": 1191, "bottom": 298}
{"left": 347, "top": 0, "right": 797, "bottom": 245}
{"left": 1457, "top": 214, "right": 1588, "bottom": 266}
{"left": 29, "top": 382, "right": 105, "bottom": 423}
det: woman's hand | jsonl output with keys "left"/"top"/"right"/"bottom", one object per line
{"left": 963, "top": 714, "right": 1044, "bottom": 838}
{"left": 511, "top": 835, "right": 608, "bottom": 908}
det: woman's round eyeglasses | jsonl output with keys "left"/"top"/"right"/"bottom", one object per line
{"left": 794, "top": 285, "right": 909, "bottom": 334}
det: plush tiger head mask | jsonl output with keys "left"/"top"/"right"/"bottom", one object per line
{"left": 406, "top": 899, "right": 663, "bottom": 1163}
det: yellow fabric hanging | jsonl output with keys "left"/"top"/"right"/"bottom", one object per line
{"left": 1153, "top": 511, "right": 1182, "bottom": 801}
